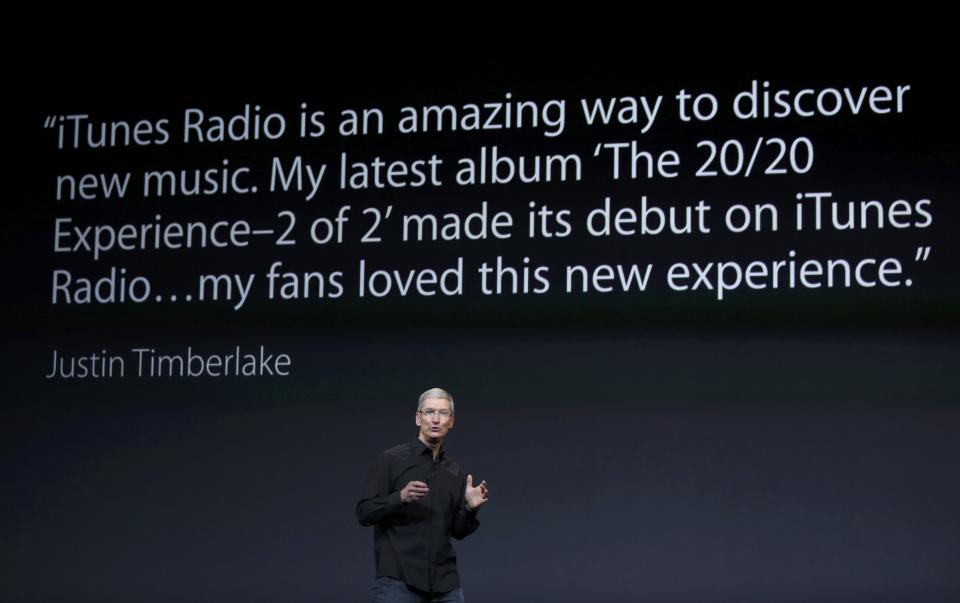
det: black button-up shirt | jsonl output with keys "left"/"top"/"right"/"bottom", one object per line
{"left": 357, "top": 438, "right": 480, "bottom": 594}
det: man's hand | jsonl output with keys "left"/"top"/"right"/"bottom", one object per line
{"left": 400, "top": 480, "right": 430, "bottom": 503}
{"left": 464, "top": 474, "right": 489, "bottom": 511}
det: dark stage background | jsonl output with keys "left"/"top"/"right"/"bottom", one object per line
{"left": 4, "top": 13, "right": 959, "bottom": 602}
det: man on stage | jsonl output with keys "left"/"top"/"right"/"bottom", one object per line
{"left": 357, "top": 387, "right": 489, "bottom": 602}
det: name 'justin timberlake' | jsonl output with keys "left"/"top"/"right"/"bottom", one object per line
{"left": 45, "top": 345, "right": 291, "bottom": 379}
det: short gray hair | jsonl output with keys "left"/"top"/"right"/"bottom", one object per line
{"left": 418, "top": 387, "right": 455, "bottom": 415}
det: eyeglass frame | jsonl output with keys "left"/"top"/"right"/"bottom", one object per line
{"left": 418, "top": 409, "right": 454, "bottom": 420}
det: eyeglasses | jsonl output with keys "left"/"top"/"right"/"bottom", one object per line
{"left": 419, "top": 409, "right": 453, "bottom": 420}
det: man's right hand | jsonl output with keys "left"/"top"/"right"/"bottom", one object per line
{"left": 400, "top": 480, "right": 430, "bottom": 503}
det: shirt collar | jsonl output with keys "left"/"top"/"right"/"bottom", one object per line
{"left": 413, "top": 436, "right": 445, "bottom": 460}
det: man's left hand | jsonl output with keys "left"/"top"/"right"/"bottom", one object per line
{"left": 465, "top": 474, "right": 489, "bottom": 510}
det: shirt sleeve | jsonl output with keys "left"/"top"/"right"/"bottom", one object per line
{"left": 356, "top": 452, "right": 403, "bottom": 526}
{"left": 450, "top": 473, "right": 480, "bottom": 540}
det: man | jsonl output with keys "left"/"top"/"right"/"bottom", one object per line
{"left": 357, "top": 387, "right": 489, "bottom": 602}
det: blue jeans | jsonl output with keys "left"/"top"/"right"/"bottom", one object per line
{"left": 371, "top": 576, "right": 464, "bottom": 603}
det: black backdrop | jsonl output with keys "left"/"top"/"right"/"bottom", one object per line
{"left": 5, "top": 12, "right": 959, "bottom": 602}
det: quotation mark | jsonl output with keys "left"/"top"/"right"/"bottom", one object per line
{"left": 904, "top": 246, "right": 932, "bottom": 287}
{"left": 44, "top": 115, "right": 59, "bottom": 129}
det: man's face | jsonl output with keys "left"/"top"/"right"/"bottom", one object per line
{"left": 416, "top": 397, "right": 454, "bottom": 444}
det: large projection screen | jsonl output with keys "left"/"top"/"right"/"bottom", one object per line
{"left": 5, "top": 15, "right": 958, "bottom": 602}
